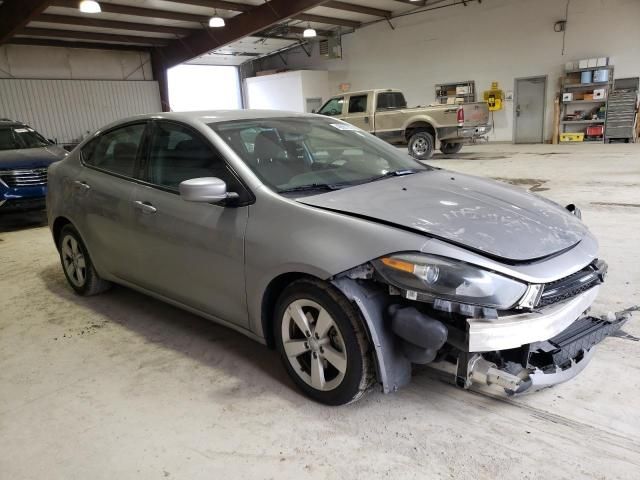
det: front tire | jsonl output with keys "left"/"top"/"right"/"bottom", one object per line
{"left": 408, "top": 131, "right": 435, "bottom": 160}
{"left": 58, "top": 224, "right": 111, "bottom": 296}
{"left": 440, "top": 142, "right": 463, "bottom": 155}
{"left": 274, "top": 279, "right": 374, "bottom": 405}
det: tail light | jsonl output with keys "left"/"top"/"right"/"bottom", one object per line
{"left": 457, "top": 108, "right": 464, "bottom": 126}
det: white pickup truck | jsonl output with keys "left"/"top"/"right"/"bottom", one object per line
{"left": 317, "top": 88, "right": 491, "bottom": 159}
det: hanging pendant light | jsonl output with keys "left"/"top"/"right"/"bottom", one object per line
{"left": 303, "top": 23, "right": 316, "bottom": 38}
{"left": 209, "top": 10, "right": 225, "bottom": 28}
{"left": 79, "top": 0, "right": 101, "bottom": 13}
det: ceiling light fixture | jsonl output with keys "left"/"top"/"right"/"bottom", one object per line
{"left": 79, "top": 0, "right": 101, "bottom": 13}
{"left": 303, "top": 23, "right": 316, "bottom": 38}
{"left": 209, "top": 10, "right": 225, "bottom": 28}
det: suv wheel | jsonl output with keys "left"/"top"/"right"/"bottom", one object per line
{"left": 274, "top": 279, "right": 375, "bottom": 405}
{"left": 58, "top": 225, "right": 111, "bottom": 296}
{"left": 408, "top": 131, "right": 434, "bottom": 160}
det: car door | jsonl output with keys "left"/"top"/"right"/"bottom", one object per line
{"left": 73, "top": 122, "right": 149, "bottom": 280}
{"left": 342, "top": 93, "right": 373, "bottom": 132}
{"left": 129, "top": 120, "right": 251, "bottom": 327}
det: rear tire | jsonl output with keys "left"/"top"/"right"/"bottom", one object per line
{"left": 440, "top": 142, "right": 463, "bottom": 155}
{"left": 274, "top": 278, "right": 375, "bottom": 405}
{"left": 58, "top": 224, "right": 111, "bottom": 296}
{"left": 408, "top": 131, "right": 435, "bottom": 160}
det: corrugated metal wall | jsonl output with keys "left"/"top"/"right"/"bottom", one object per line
{"left": 0, "top": 79, "right": 161, "bottom": 144}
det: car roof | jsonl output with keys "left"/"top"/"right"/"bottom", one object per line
{"left": 0, "top": 118, "right": 25, "bottom": 127}
{"left": 96, "top": 109, "right": 323, "bottom": 133}
{"left": 329, "top": 88, "right": 403, "bottom": 97}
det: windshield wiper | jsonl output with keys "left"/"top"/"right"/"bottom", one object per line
{"left": 368, "top": 168, "right": 422, "bottom": 183}
{"left": 278, "top": 183, "right": 343, "bottom": 194}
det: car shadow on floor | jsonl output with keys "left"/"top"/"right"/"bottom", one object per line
{"left": 39, "top": 263, "right": 294, "bottom": 400}
{"left": 0, "top": 210, "right": 47, "bottom": 233}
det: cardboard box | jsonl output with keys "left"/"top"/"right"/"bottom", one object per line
{"left": 587, "top": 58, "right": 598, "bottom": 68}
{"left": 579, "top": 59, "right": 589, "bottom": 69}
{"left": 562, "top": 93, "right": 573, "bottom": 102}
{"left": 593, "top": 88, "right": 606, "bottom": 99}
{"left": 583, "top": 93, "right": 594, "bottom": 101}
{"left": 597, "top": 57, "right": 609, "bottom": 67}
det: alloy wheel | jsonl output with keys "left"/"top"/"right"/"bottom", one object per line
{"left": 61, "top": 234, "right": 87, "bottom": 287}
{"left": 281, "top": 299, "right": 348, "bottom": 391}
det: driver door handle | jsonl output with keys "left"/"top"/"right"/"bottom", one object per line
{"left": 134, "top": 200, "right": 157, "bottom": 214}
{"left": 73, "top": 180, "right": 91, "bottom": 190}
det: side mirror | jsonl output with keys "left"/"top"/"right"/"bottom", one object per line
{"left": 179, "top": 177, "right": 233, "bottom": 204}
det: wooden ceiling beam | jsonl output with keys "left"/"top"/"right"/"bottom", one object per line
{"left": 21, "top": 27, "right": 169, "bottom": 46}
{"left": 51, "top": 0, "right": 210, "bottom": 24}
{"left": 0, "top": 0, "right": 53, "bottom": 44}
{"left": 324, "top": 1, "right": 391, "bottom": 18}
{"left": 8, "top": 37, "right": 151, "bottom": 52}
{"left": 35, "top": 13, "right": 193, "bottom": 36}
{"left": 293, "top": 13, "right": 360, "bottom": 28}
{"left": 157, "top": 0, "right": 330, "bottom": 68}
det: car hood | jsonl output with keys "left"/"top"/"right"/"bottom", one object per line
{"left": 297, "top": 170, "right": 588, "bottom": 262}
{"left": 0, "top": 146, "right": 68, "bottom": 169}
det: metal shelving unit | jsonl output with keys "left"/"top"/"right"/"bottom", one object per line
{"left": 435, "top": 80, "right": 476, "bottom": 105}
{"left": 560, "top": 65, "right": 614, "bottom": 143}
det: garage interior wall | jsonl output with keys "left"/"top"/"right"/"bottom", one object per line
{"left": 0, "top": 44, "right": 159, "bottom": 144}
{"left": 254, "top": 0, "right": 640, "bottom": 142}
{"left": 245, "top": 70, "right": 329, "bottom": 112}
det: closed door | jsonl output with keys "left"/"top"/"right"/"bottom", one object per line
{"left": 129, "top": 120, "right": 251, "bottom": 327}
{"left": 514, "top": 77, "right": 546, "bottom": 143}
{"left": 73, "top": 122, "right": 148, "bottom": 280}
{"left": 342, "top": 94, "right": 372, "bottom": 132}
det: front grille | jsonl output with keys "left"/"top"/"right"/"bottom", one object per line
{"left": 0, "top": 168, "right": 48, "bottom": 188}
{"left": 537, "top": 262, "right": 604, "bottom": 308}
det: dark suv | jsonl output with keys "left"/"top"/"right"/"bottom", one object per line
{"left": 0, "top": 119, "right": 68, "bottom": 212}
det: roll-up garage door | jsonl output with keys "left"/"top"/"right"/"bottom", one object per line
{"left": 0, "top": 79, "right": 161, "bottom": 146}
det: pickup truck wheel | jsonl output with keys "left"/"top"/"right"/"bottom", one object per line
{"left": 274, "top": 279, "right": 375, "bottom": 405}
{"left": 440, "top": 142, "right": 463, "bottom": 155}
{"left": 408, "top": 131, "right": 434, "bottom": 160}
{"left": 58, "top": 224, "right": 111, "bottom": 296}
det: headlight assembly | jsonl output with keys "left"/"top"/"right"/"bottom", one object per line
{"left": 372, "top": 253, "right": 527, "bottom": 310}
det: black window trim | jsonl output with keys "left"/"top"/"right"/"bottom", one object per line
{"left": 79, "top": 120, "right": 151, "bottom": 183}
{"left": 138, "top": 119, "right": 255, "bottom": 206}
{"left": 347, "top": 94, "right": 368, "bottom": 114}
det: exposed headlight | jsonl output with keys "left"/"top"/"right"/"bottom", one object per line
{"left": 373, "top": 253, "right": 527, "bottom": 309}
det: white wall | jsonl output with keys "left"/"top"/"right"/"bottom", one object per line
{"left": 167, "top": 64, "right": 241, "bottom": 111}
{"left": 245, "top": 70, "right": 328, "bottom": 112}
{"left": 256, "top": 0, "right": 640, "bottom": 142}
{"left": 0, "top": 44, "right": 153, "bottom": 80}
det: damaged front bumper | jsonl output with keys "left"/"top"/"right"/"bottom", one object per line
{"left": 432, "top": 308, "right": 630, "bottom": 395}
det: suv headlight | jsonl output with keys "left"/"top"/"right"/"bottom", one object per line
{"left": 373, "top": 253, "right": 527, "bottom": 309}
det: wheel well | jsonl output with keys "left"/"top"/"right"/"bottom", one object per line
{"left": 52, "top": 217, "right": 72, "bottom": 249}
{"left": 405, "top": 122, "right": 436, "bottom": 142}
{"left": 261, "top": 272, "right": 319, "bottom": 349}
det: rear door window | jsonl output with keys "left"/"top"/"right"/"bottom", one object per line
{"left": 376, "top": 92, "right": 407, "bottom": 111}
{"left": 81, "top": 123, "right": 147, "bottom": 178}
{"left": 317, "top": 97, "right": 344, "bottom": 116}
{"left": 348, "top": 95, "right": 368, "bottom": 114}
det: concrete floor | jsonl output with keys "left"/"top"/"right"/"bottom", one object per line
{"left": 1, "top": 143, "right": 639, "bottom": 479}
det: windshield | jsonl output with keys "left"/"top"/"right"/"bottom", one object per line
{"left": 0, "top": 126, "right": 50, "bottom": 151}
{"left": 209, "top": 117, "right": 427, "bottom": 193}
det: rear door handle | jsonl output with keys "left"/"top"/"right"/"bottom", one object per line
{"left": 73, "top": 180, "right": 91, "bottom": 190}
{"left": 134, "top": 200, "right": 157, "bottom": 214}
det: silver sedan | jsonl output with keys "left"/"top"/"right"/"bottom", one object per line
{"left": 47, "top": 111, "right": 625, "bottom": 405}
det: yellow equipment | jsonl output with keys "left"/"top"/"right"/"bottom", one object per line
{"left": 484, "top": 81, "right": 504, "bottom": 111}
